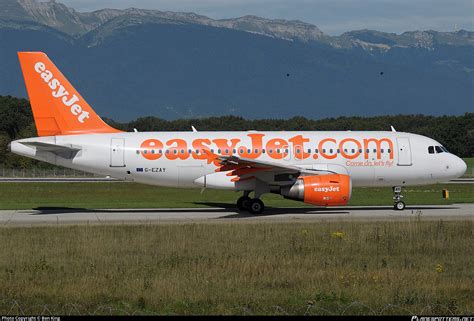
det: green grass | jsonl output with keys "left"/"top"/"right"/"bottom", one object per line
{"left": 0, "top": 221, "right": 472, "bottom": 315}
{"left": 463, "top": 158, "right": 474, "bottom": 178}
{"left": 0, "top": 182, "right": 472, "bottom": 210}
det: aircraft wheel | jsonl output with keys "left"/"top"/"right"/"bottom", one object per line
{"left": 237, "top": 196, "right": 251, "bottom": 211}
{"left": 248, "top": 199, "right": 265, "bottom": 215}
{"left": 394, "top": 201, "right": 406, "bottom": 211}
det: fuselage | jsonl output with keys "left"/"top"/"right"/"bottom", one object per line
{"left": 11, "top": 130, "right": 467, "bottom": 189}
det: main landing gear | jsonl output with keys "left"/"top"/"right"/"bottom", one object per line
{"left": 236, "top": 195, "right": 251, "bottom": 211}
{"left": 237, "top": 192, "right": 265, "bottom": 215}
{"left": 393, "top": 186, "right": 406, "bottom": 211}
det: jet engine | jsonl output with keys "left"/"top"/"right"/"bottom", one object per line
{"left": 280, "top": 174, "right": 352, "bottom": 206}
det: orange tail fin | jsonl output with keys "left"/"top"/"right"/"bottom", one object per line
{"left": 18, "top": 52, "right": 121, "bottom": 136}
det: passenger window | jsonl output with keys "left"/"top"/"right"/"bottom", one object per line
{"left": 428, "top": 146, "right": 435, "bottom": 154}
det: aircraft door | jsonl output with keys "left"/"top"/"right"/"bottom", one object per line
{"left": 397, "top": 137, "right": 412, "bottom": 166}
{"left": 110, "top": 138, "right": 125, "bottom": 167}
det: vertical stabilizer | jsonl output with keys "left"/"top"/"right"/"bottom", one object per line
{"left": 18, "top": 52, "right": 121, "bottom": 136}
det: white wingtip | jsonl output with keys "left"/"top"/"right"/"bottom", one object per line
{"left": 192, "top": 126, "right": 198, "bottom": 132}
{"left": 391, "top": 126, "right": 396, "bottom": 132}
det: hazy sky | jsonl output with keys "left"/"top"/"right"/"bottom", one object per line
{"left": 60, "top": 0, "right": 473, "bottom": 35}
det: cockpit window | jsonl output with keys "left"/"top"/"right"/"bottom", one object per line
{"left": 429, "top": 145, "right": 449, "bottom": 154}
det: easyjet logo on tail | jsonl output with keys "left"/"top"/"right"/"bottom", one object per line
{"left": 34, "top": 62, "right": 90, "bottom": 123}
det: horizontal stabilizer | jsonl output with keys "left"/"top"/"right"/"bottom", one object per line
{"left": 20, "top": 141, "right": 81, "bottom": 159}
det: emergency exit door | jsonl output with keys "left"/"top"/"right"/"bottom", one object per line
{"left": 396, "top": 137, "right": 412, "bottom": 166}
{"left": 110, "top": 138, "right": 125, "bottom": 167}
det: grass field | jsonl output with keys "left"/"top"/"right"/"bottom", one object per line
{"left": 1, "top": 221, "right": 472, "bottom": 315}
{"left": 0, "top": 178, "right": 472, "bottom": 315}
{"left": 0, "top": 182, "right": 472, "bottom": 210}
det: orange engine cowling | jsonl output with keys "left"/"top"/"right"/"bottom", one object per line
{"left": 280, "top": 174, "right": 352, "bottom": 206}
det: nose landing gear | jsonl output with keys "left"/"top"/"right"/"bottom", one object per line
{"left": 393, "top": 186, "right": 406, "bottom": 211}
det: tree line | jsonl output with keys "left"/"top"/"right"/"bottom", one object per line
{"left": 1, "top": 95, "right": 472, "bottom": 169}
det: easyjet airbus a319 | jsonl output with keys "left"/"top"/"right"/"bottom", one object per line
{"left": 9, "top": 52, "right": 467, "bottom": 213}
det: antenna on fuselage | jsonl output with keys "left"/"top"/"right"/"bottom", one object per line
{"left": 192, "top": 126, "right": 198, "bottom": 132}
{"left": 391, "top": 126, "right": 396, "bottom": 132}
{"left": 133, "top": 128, "right": 138, "bottom": 132}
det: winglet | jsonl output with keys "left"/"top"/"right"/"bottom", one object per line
{"left": 391, "top": 126, "right": 396, "bottom": 132}
{"left": 18, "top": 52, "right": 122, "bottom": 136}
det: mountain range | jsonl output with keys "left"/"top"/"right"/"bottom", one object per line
{"left": 0, "top": 0, "right": 472, "bottom": 120}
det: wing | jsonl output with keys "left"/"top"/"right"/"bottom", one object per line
{"left": 202, "top": 150, "right": 331, "bottom": 184}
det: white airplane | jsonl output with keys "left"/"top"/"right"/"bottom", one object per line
{"left": 9, "top": 52, "right": 467, "bottom": 214}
